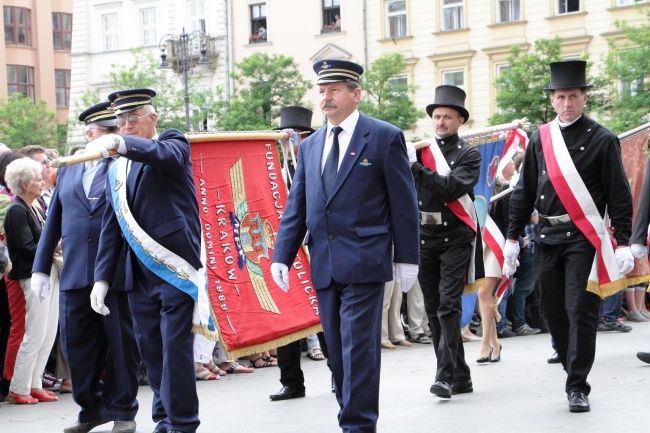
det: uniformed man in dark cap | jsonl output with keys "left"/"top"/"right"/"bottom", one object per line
{"left": 504, "top": 60, "right": 633, "bottom": 413}
{"left": 87, "top": 89, "right": 204, "bottom": 433}
{"left": 270, "top": 60, "right": 419, "bottom": 432}
{"left": 411, "top": 85, "right": 483, "bottom": 399}
{"left": 32, "top": 101, "right": 139, "bottom": 433}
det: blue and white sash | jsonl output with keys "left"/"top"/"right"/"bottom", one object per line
{"left": 108, "top": 157, "right": 217, "bottom": 338}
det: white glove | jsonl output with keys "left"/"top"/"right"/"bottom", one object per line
{"left": 86, "top": 134, "right": 123, "bottom": 158}
{"left": 615, "top": 246, "right": 635, "bottom": 276}
{"left": 405, "top": 141, "right": 417, "bottom": 164}
{"left": 502, "top": 240, "right": 521, "bottom": 276}
{"left": 631, "top": 243, "right": 648, "bottom": 259}
{"left": 31, "top": 272, "right": 51, "bottom": 303}
{"left": 395, "top": 263, "right": 419, "bottom": 293}
{"left": 281, "top": 129, "right": 298, "bottom": 147}
{"left": 90, "top": 280, "right": 110, "bottom": 315}
{"left": 270, "top": 262, "right": 289, "bottom": 293}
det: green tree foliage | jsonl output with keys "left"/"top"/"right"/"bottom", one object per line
{"left": 77, "top": 48, "right": 211, "bottom": 132}
{"left": 358, "top": 54, "right": 424, "bottom": 132}
{"left": 489, "top": 37, "right": 564, "bottom": 128}
{"left": 0, "top": 93, "right": 61, "bottom": 149}
{"left": 215, "top": 53, "right": 311, "bottom": 131}
{"left": 592, "top": 8, "right": 650, "bottom": 134}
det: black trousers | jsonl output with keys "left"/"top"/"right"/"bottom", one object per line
{"left": 418, "top": 242, "right": 472, "bottom": 384}
{"left": 534, "top": 239, "right": 599, "bottom": 395}
{"left": 276, "top": 332, "right": 329, "bottom": 391}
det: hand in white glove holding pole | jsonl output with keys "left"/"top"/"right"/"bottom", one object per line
{"left": 90, "top": 280, "right": 111, "bottom": 315}
{"left": 502, "top": 240, "right": 520, "bottom": 276}
{"left": 615, "top": 246, "right": 635, "bottom": 276}
{"left": 270, "top": 262, "right": 289, "bottom": 293}
{"left": 85, "top": 134, "right": 124, "bottom": 158}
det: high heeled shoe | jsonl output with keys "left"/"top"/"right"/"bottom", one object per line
{"left": 30, "top": 389, "right": 58, "bottom": 402}
{"left": 476, "top": 347, "right": 493, "bottom": 364}
{"left": 490, "top": 344, "right": 502, "bottom": 363}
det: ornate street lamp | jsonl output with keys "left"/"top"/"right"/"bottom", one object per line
{"left": 159, "top": 28, "right": 210, "bottom": 132}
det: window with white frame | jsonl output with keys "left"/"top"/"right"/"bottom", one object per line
{"left": 188, "top": 0, "right": 206, "bottom": 33}
{"left": 388, "top": 76, "right": 408, "bottom": 96}
{"left": 250, "top": 3, "right": 267, "bottom": 41}
{"left": 386, "top": 1, "right": 407, "bottom": 38}
{"left": 496, "top": 64, "right": 515, "bottom": 115}
{"left": 442, "top": 70, "right": 465, "bottom": 90}
{"left": 441, "top": 0, "right": 463, "bottom": 31}
{"left": 140, "top": 8, "right": 157, "bottom": 46}
{"left": 322, "top": 0, "right": 341, "bottom": 32}
{"left": 102, "top": 13, "right": 119, "bottom": 51}
{"left": 616, "top": 0, "right": 638, "bottom": 6}
{"left": 556, "top": 0, "right": 579, "bottom": 15}
{"left": 496, "top": 0, "right": 520, "bottom": 23}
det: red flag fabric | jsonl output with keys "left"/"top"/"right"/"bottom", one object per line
{"left": 189, "top": 133, "right": 322, "bottom": 358}
{"left": 620, "top": 127, "right": 650, "bottom": 284}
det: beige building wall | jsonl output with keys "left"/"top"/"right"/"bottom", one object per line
{"left": 230, "top": 0, "right": 367, "bottom": 130}
{"left": 0, "top": 0, "right": 72, "bottom": 126}
{"left": 365, "top": 0, "right": 650, "bottom": 140}
{"left": 68, "top": 0, "right": 229, "bottom": 144}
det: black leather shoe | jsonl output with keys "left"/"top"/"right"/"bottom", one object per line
{"left": 430, "top": 380, "right": 452, "bottom": 398}
{"left": 568, "top": 391, "right": 590, "bottom": 412}
{"left": 547, "top": 351, "right": 561, "bottom": 364}
{"left": 63, "top": 421, "right": 107, "bottom": 433}
{"left": 269, "top": 386, "right": 306, "bottom": 401}
{"left": 452, "top": 379, "right": 473, "bottom": 395}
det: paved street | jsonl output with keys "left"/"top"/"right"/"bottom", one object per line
{"left": 1, "top": 320, "right": 649, "bottom": 433}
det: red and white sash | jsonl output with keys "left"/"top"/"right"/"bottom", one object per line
{"left": 482, "top": 214, "right": 510, "bottom": 301}
{"left": 421, "top": 139, "right": 478, "bottom": 285}
{"left": 540, "top": 121, "right": 625, "bottom": 296}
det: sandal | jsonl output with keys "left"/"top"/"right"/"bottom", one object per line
{"left": 306, "top": 347, "right": 326, "bottom": 361}
{"left": 250, "top": 356, "right": 277, "bottom": 368}
{"left": 204, "top": 361, "right": 227, "bottom": 376}
{"left": 7, "top": 392, "right": 38, "bottom": 405}
{"left": 222, "top": 361, "right": 254, "bottom": 374}
{"left": 195, "top": 364, "right": 219, "bottom": 381}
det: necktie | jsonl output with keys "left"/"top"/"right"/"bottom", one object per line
{"left": 88, "top": 159, "right": 110, "bottom": 209}
{"left": 322, "top": 126, "right": 342, "bottom": 196}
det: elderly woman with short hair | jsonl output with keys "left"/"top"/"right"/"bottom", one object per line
{"left": 4, "top": 157, "right": 58, "bottom": 405}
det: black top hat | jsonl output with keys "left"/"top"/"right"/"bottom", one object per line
{"left": 313, "top": 59, "right": 364, "bottom": 85}
{"left": 544, "top": 60, "right": 593, "bottom": 91}
{"left": 274, "top": 106, "right": 315, "bottom": 133}
{"left": 426, "top": 85, "right": 470, "bottom": 121}
{"left": 78, "top": 101, "right": 117, "bottom": 127}
{"left": 108, "top": 88, "right": 156, "bottom": 114}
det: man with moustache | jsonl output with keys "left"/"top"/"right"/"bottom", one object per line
{"left": 270, "top": 60, "right": 419, "bottom": 432}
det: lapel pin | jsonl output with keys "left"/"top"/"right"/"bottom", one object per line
{"left": 350, "top": 152, "right": 356, "bottom": 156}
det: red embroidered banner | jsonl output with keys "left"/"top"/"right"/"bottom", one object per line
{"left": 620, "top": 126, "right": 650, "bottom": 283}
{"left": 189, "top": 133, "right": 321, "bottom": 358}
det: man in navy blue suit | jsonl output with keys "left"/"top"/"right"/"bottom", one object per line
{"left": 87, "top": 89, "right": 202, "bottom": 433}
{"left": 32, "top": 102, "right": 139, "bottom": 433}
{"left": 271, "top": 60, "right": 420, "bottom": 433}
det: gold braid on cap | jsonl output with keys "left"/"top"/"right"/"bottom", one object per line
{"left": 318, "top": 68, "right": 360, "bottom": 81}
{"left": 85, "top": 110, "right": 116, "bottom": 124}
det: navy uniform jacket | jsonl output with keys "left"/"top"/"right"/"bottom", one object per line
{"left": 272, "top": 113, "right": 419, "bottom": 289}
{"left": 32, "top": 163, "right": 127, "bottom": 289}
{"left": 508, "top": 115, "right": 632, "bottom": 246}
{"left": 411, "top": 134, "right": 481, "bottom": 246}
{"left": 95, "top": 129, "right": 201, "bottom": 287}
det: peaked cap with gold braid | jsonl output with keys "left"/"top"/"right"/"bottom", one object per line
{"left": 78, "top": 101, "right": 117, "bottom": 127}
{"left": 107, "top": 88, "right": 156, "bottom": 114}
{"left": 313, "top": 59, "right": 364, "bottom": 85}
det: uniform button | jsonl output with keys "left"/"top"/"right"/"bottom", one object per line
{"left": 541, "top": 234, "right": 545, "bottom": 238}
{"left": 421, "top": 240, "right": 425, "bottom": 244}
{"left": 88, "top": 238, "right": 93, "bottom": 243}
{"left": 566, "top": 232, "right": 571, "bottom": 236}
{"left": 450, "top": 161, "right": 455, "bottom": 165}
{"left": 580, "top": 146, "right": 584, "bottom": 151}
{"left": 418, "top": 201, "right": 422, "bottom": 205}
{"left": 540, "top": 195, "right": 545, "bottom": 199}
{"left": 328, "top": 235, "right": 333, "bottom": 240}
{"left": 444, "top": 238, "right": 449, "bottom": 242}
{"left": 440, "top": 140, "right": 445, "bottom": 144}
{"left": 542, "top": 170, "right": 546, "bottom": 175}
{"left": 326, "top": 210, "right": 331, "bottom": 215}
{"left": 443, "top": 222, "right": 448, "bottom": 226}
{"left": 89, "top": 215, "right": 94, "bottom": 220}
